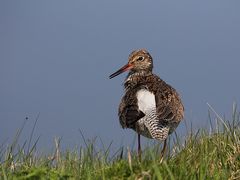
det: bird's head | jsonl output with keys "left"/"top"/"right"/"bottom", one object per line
{"left": 109, "top": 49, "right": 153, "bottom": 79}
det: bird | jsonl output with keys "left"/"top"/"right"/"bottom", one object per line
{"left": 109, "top": 49, "right": 184, "bottom": 159}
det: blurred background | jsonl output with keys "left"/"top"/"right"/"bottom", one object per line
{"left": 1, "top": 0, "right": 240, "bottom": 151}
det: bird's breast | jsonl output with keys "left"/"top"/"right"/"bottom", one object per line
{"left": 136, "top": 89, "right": 156, "bottom": 114}
{"left": 135, "top": 89, "right": 170, "bottom": 140}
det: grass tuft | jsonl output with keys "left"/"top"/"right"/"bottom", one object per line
{"left": 1, "top": 105, "right": 240, "bottom": 179}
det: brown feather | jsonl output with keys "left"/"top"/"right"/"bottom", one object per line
{"left": 113, "top": 49, "right": 184, "bottom": 139}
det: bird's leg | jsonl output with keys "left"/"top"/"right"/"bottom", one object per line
{"left": 138, "top": 133, "right": 141, "bottom": 161}
{"left": 160, "top": 139, "right": 167, "bottom": 158}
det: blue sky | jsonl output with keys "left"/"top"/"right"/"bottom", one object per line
{"left": 1, "top": 0, "right": 240, "bottom": 150}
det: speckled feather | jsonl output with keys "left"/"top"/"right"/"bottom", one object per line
{"left": 118, "top": 49, "right": 184, "bottom": 140}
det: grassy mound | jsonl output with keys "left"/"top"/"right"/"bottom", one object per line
{"left": 1, "top": 107, "right": 240, "bottom": 179}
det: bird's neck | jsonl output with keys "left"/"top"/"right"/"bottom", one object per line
{"left": 127, "top": 70, "right": 152, "bottom": 79}
{"left": 124, "top": 70, "right": 152, "bottom": 90}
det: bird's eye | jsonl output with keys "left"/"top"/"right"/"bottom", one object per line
{"left": 137, "top": 56, "right": 144, "bottom": 61}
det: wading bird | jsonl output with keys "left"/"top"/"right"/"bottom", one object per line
{"left": 109, "top": 49, "right": 184, "bottom": 158}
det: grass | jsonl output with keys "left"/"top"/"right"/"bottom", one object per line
{"left": 1, "top": 104, "right": 240, "bottom": 179}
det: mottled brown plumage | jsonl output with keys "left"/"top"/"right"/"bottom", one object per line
{"left": 109, "top": 49, "right": 184, "bottom": 158}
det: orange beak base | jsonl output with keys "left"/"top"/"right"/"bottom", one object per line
{"left": 109, "top": 64, "right": 133, "bottom": 79}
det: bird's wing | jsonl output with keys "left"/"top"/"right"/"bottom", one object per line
{"left": 154, "top": 81, "right": 183, "bottom": 126}
{"left": 155, "top": 91, "right": 176, "bottom": 122}
{"left": 118, "top": 90, "right": 145, "bottom": 129}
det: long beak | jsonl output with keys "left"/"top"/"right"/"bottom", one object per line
{"left": 109, "top": 64, "right": 133, "bottom": 79}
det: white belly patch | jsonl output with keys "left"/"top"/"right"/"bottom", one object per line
{"left": 136, "top": 89, "right": 169, "bottom": 140}
{"left": 136, "top": 89, "right": 156, "bottom": 113}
